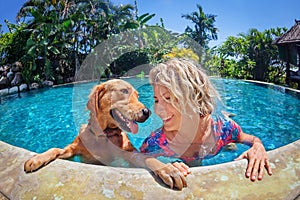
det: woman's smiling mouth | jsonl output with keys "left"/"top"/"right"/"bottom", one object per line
{"left": 162, "top": 115, "right": 173, "bottom": 123}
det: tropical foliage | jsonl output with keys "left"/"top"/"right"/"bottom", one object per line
{"left": 77, "top": 26, "right": 199, "bottom": 79}
{"left": 0, "top": 0, "right": 158, "bottom": 85}
{"left": 0, "top": 1, "right": 290, "bottom": 88}
{"left": 217, "top": 28, "right": 288, "bottom": 84}
{"left": 182, "top": 4, "right": 218, "bottom": 49}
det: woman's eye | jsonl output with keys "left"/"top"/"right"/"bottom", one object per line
{"left": 154, "top": 100, "right": 158, "bottom": 103}
{"left": 120, "top": 89, "right": 129, "bottom": 94}
{"left": 165, "top": 97, "right": 171, "bottom": 100}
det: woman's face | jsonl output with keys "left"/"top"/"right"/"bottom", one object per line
{"left": 153, "top": 84, "right": 182, "bottom": 132}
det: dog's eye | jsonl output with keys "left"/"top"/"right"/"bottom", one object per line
{"left": 120, "top": 89, "right": 129, "bottom": 94}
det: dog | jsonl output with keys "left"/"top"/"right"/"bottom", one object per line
{"left": 24, "top": 79, "right": 151, "bottom": 171}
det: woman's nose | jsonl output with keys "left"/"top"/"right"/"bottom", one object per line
{"left": 154, "top": 103, "right": 166, "bottom": 116}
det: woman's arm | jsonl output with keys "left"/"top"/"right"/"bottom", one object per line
{"left": 236, "top": 131, "right": 273, "bottom": 181}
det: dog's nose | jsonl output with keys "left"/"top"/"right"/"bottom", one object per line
{"left": 142, "top": 108, "right": 151, "bottom": 117}
{"left": 136, "top": 108, "right": 151, "bottom": 122}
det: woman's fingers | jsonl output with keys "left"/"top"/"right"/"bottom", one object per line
{"left": 257, "top": 158, "right": 273, "bottom": 180}
{"left": 250, "top": 158, "right": 260, "bottom": 181}
{"left": 245, "top": 153, "right": 254, "bottom": 178}
{"left": 159, "top": 171, "right": 174, "bottom": 189}
{"left": 239, "top": 147, "right": 273, "bottom": 181}
{"left": 172, "top": 162, "right": 191, "bottom": 176}
{"left": 172, "top": 172, "right": 185, "bottom": 189}
{"left": 265, "top": 158, "right": 273, "bottom": 176}
{"left": 257, "top": 160, "right": 265, "bottom": 180}
{"left": 156, "top": 163, "right": 187, "bottom": 190}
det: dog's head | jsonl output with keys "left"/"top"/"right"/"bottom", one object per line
{"left": 87, "top": 79, "right": 151, "bottom": 134}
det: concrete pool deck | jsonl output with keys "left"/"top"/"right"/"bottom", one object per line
{"left": 0, "top": 140, "right": 300, "bottom": 200}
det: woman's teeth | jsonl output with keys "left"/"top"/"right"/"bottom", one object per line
{"left": 163, "top": 115, "right": 172, "bottom": 122}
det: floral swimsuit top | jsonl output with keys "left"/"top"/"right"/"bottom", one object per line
{"left": 139, "top": 115, "right": 242, "bottom": 164}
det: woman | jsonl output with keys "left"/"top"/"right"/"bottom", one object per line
{"left": 140, "top": 58, "right": 273, "bottom": 182}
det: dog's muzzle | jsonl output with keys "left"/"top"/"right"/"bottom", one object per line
{"left": 110, "top": 108, "right": 151, "bottom": 134}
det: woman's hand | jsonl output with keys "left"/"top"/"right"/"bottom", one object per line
{"left": 154, "top": 163, "right": 187, "bottom": 190}
{"left": 235, "top": 142, "right": 273, "bottom": 181}
{"left": 172, "top": 162, "right": 191, "bottom": 177}
{"left": 145, "top": 158, "right": 187, "bottom": 190}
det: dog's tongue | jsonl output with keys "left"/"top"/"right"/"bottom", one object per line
{"left": 129, "top": 120, "right": 138, "bottom": 134}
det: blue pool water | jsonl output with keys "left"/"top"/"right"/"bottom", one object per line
{"left": 1, "top": 78, "right": 300, "bottom": 166}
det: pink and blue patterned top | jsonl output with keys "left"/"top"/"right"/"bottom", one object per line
{"left": 140, "top": 116, "right": 242, "bottom": 164}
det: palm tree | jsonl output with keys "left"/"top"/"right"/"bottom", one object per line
{"left": 239, "top": 28, "right": 285, "bottom": 81}
{"left": 17, "top": 0, "right": 76, "bottom": 83}
{"left": 217, "top": 27, "right": 287, "bottom": 82}
{"left": 182, "top": 4, "right": 218, "bottom": 49}
{"left": 13, "top": 0, "right": 158, "bottom": 83}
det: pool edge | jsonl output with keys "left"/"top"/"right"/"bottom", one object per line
{"left": 1, "top": 140, "right": 300, "bottom": 199}
{"left": 244, "top": 79, "right": 300, "bottom": 93}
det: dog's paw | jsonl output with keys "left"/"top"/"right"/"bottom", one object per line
{"left": 24, "top": 156, "right": 46, "bottom": 173}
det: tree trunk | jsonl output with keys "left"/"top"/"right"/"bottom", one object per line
{"left": 74, "top": 52, "right": 80, "bottom": 81}
{"left": 254, "top": 62, "right": 266, "bottom": 81}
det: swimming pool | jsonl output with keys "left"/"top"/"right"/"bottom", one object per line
{"left": 0, "top": 78, "right": 300, "bottom": 166}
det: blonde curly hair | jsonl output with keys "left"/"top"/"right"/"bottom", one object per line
{"left": 149, "top": 58, "right": 219, "bottom": 116}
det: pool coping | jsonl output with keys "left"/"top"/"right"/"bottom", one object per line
{"left": 1, "top": 140, "right": 300, "bottom": 199}
{"left": 244, "top": 79, "right": 300, "bottom": 93}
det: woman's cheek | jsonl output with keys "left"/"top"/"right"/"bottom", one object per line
{"left": 154, "top": 104, "right": 163, "bottom": 115}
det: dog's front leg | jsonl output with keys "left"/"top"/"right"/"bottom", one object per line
{"left": 24, "top": 148, "right": 67, "bottom": 172}
{"left": 24, "top": 143, "right": 78, "bottom": 173}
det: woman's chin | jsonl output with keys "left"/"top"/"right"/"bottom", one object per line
{"left": 163, "top": 125, "right": 179, "bottom": 133}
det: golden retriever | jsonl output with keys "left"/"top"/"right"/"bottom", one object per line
{"left": 24, "top": 79, "right": 150, "bottom": 169}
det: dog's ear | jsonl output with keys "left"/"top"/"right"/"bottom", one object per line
{"left": 87, "top": 83, "right": 106, "bottom": 115}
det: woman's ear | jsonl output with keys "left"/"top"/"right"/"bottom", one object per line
{"left": 87, "top": 83, "right": 106, "bottom": 115}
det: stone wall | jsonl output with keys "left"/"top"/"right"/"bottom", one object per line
{"left": 1, "top": 140, "right": 300, "bottom": 200}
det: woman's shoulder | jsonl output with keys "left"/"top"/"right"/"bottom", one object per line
{"left": 211, "top": 112, "right": 242, "bottom": 141}
{"left": 211, "top": 111, "right": 234, "bottom": 125}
